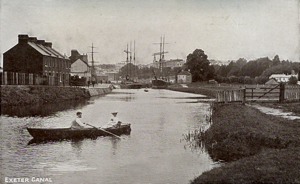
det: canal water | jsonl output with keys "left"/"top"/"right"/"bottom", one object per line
{"left": 1, "top": 89, "right": 217, "bottom": 184}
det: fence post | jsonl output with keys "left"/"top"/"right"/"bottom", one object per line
{"left": 279, "top": 83, "right": 285, "bottom": 103}
{"left": 242, "top": 88, "right": 246, "bottom": 104}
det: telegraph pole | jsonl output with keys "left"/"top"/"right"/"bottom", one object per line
{"left": 88, "top": 43, "right": 98, "bottom": 84}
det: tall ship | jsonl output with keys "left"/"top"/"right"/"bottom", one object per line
{"left": 151, "top": 36, "right": 169, "bottom": 89}
{"left": 120, "top": 41, "right": 143, "bottom": 89}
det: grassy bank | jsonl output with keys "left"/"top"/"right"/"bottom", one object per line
{"left": 168, "top": 83, "right": 244, "bottom": 98}
{"left": 168, "top": 84, "right": 217, "bottom": 98}
{"left": 191, "top": 104, "right": 300, "bottom": 183}
{"left": 1, "top": 85, "right": 90, "bottom": 106}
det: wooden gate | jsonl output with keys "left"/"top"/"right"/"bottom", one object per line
{"left": 216, "top": 84, "right": 300, "bottom": 103}
{"left": 245, "top": 84, "right": 281, "bottom": 102}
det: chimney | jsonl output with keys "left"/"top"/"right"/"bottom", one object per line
{"left": 71, "top": 50, "right": 80, "bottom": 57}
{"left": 44, "top": 42, "right": 52, "bottom": 48}
{"left": 36, "top": 40, "right": 45, "bottom": 45}
{"left": 28, "top": 37, "right": 37, "bottom": 43}
{"left": 82, "top": 55, "right": 88, "bottom": 63}
{"left": 18, "top": 34, "right": 29, "bottom": 44}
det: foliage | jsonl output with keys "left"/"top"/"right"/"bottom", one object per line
{"left": 288, "top": 76, "right": 298, "bottom": 85}
{"left": 261, "top": 61, "right": 300, "bottom": 77}
{"left": 185, "top": 49, "right": 214, "bottom": 82}
{"left": 239, "top": 57, "right": 272, "bottom": 77}
{"left": 213, "top": 55, "right": 299, "bottom": 85}
{"left": 119, "top": 63, "right": 140, "bottom": 79}
{"left": 255, "top": 76, "right": 269, "bottom": 84}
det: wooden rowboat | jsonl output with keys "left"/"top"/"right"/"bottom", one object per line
{"left": 27, "top": 124, "right": 131, "bottom": 141}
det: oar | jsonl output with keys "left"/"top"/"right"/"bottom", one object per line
{"left": 85, "top": 123, "right": 122, "bottom": 139}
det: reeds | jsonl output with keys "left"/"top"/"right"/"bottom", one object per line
{"left": 181, "top": 102, "right": 214, "bottom": 153}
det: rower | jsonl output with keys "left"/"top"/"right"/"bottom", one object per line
{"left": 102, "top": 112, "right": 122, "bottom": 128}
{"left": 71, "top": 111, "right": 87, "bottom": 129}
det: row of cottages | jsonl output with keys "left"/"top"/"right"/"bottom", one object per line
{"left": 3, "top": 34, "right": 70, "bottom": 86}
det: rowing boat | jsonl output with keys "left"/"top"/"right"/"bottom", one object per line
{"left": 27, "top": 124, "right": 131, "bottom": 141}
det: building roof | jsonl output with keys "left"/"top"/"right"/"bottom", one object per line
{"left": 269, "top": 73, "right": 298, "bottom": 79}
{"left": 28, "top": 42, "right": 66, "bottom": 59}
{"left": 73, "top": 58, "right": 90, "bottom": 67}
{"left": 269, "top": 74, "right": 289, "bottom": 79}
{"left": 265, "top": 78, "right": 279, "bottom": 85}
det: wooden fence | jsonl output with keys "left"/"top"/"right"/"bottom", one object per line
{"left": 215, "top": 89, "right": 245, "bottom": 103}
{"left": 215, "top": 84, "right": 300, "bottom": 103}
{"left": 285, "top": 85, "right": 300, "bottom": 102}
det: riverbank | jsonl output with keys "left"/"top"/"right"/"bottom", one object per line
{"left": 191, "top": 103, "right": 300, "bottom": 183}
{"left": 168, "top": 84, "right": 217, "bottom": 98}
{"left": 1, "top": 85, "right": 113, "bottom": 106}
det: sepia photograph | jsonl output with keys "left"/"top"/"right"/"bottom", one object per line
{"left": 1, "top": 0, "right": 300, "bottom": 183}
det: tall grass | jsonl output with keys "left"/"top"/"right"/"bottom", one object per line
{"left": 181, "top": 102, "right": 214, "bottom": 153}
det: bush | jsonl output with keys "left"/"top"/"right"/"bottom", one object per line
{"left": 288, "top": 76, "right": 298, "bottom": 85}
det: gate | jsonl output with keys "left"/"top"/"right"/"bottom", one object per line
{"left": 216, "top": 83, "right": 300, "bottom": 103}
{"left": 245, "top": 84, "right": 281, "bottom": 102}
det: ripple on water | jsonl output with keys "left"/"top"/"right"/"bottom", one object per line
{"left": 38, "top": 160, "right": 97, "bottom": 173}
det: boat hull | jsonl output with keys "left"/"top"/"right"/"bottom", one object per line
{"left": 120, "top": 82, "right": 143, "bottom": 89}
{"left": 27, "top": 124, "right": 131, "bottom": 141}
{"left": 152, "top": 79, "right": 168, "bottom": 89}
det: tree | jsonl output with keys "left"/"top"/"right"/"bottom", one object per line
{"left": 119, "top": 63, "right": 139, "bottom": 79}
{"left": 272, "top": 55, "right": 280, "bottom": 66}
{"left": 288, "top": 76, "right": 298, "bottom": 85}
{"left": 227, "top": 58, "right": 247, "bottom": 77}
{"left": 185, "top": 49, "right": 214, "bottom": 82}
{"left": 240, "top": 57, "right": 272, "bottom": 77}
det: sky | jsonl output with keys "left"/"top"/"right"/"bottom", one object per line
{"left": 0, "top": 0, "right": 299, "bottom": 66}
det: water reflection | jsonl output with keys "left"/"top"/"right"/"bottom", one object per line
{"left": 71, "top": 140, "right": 83, "bottom": 157}
{"left": 1, "top": 100, "right": 91, "bottom": 117}
{"left": 110, "top": 138, "right": 120, "bottom": 155}
{"left": 109, "top": 93, "right": 135, "bottom": 102}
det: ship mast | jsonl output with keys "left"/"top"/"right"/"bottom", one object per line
{"left": 133, "top": 40, "right": 136, "bottom": 81}
{"left": 89, "top": 43, "right": 98, "bottom": 81}
{"left": 130, "top": 41, "right": 132, "bottom": 79}
{"left": 124, "top": 43, "right": 130, "bottom": 80}
{"left": 153, "top": 35, "right": 169, "bottom": 76}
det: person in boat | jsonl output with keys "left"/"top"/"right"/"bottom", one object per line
{"left": 71, "top": 111, "right": 87, "bottom": 129}
{"left": 102, "top": 112, "right": 122, "bottom": 128}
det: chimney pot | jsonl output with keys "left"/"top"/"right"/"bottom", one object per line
{"left": 18, "top": 34, "right": 29, "bottom": 44}
{"left": 28, "top": 37, "right": 37, "bottom": 43}
{"left": 44, "top": 42, "right": 52, "bottom": 48}
{"left": 37, "top": 40, "right": 45, "bottom": 45}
